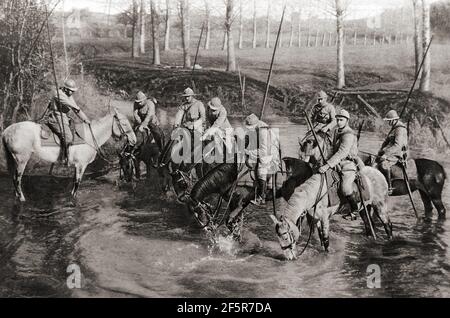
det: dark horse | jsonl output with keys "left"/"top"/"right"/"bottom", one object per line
{"left": 178, "top": 158, "right": 314, "bottom": 236}
{"left": 155, "top": 128, "right": 228, "bottom": 198}
{"left": 300, "top": 133, "right": 447, "bottom": 219}
{"left": 119, "top": 126, "right": 170, "bottom": 189}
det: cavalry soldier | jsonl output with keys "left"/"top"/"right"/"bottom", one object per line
{"left": 377, "top": 110, "right": 408, "bottom": 195}
{"left": 318, "top": 109, "right": 359, "bottom": 220}
{"left": 310, "top": 90, "right": 337, "bottom": 134}
{"left": 202, "top": 97, "right": 233, "bottom": 155}
{"left": 244, "top": 113, "right": 280, "bottom": 206}
{"left": 47, "top": 79, "right": 90, "bottom": 163}
{"left": 133, "top": 91, "right": 163, "bottom": 150}
{"left": 174, "top": 88, "right": 206, "bottom": 134}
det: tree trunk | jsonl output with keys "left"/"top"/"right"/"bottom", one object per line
{"left": 321, "top": 32, "right": 326, "bottom": 47}
{"left": 179, "top": 0, "right": 190, "bottom": 68}
{"left": 222, "top": 31, "right": 228, "bottom": 50}
{"left": 140, "top": 0, "right": 146, "bottom": 54}
{"left": 226, "top": 0, "right": 236, "bottom": 71}
{"left": 252, "top": 0, "right": 257, "bottom": 48}
{"left": 412, "top": 0, "right": 423, "bottom": 75}
{"left": 289, "top": 12, "right": 294, "bottom": 47}
{"left": 420, "top": 0, "right": 431, "bottom": 92}
{"left": 151, "top": 0, "right": 160, "bottom": 65}
{"left": 204, "top": 1, "right": 211, "bottom": 49}
{"left": 132, "top": 0, "right": 139, "bottom": 58}
{"left": 265, "top": 1, "right": 270, "bottom": 48}
{"left": 336, "top": 0, "right": 345, "bottom": 89}
{"left": 238, "top": 0, "right": 243, "bottom": 49}
{"left": 314, "top": 30, "right": 319, "bottom": 47}
{"left": 353, "top": 30, "right": 357, "bottom": 46}
{"left": 297, "top": 10, "right": 301, "bottom": 47}
{"left": 164, "top": 0, "right": 171, "bottom": 51}
{"left": 328, "top": 32, "right": 332, "bottom": 46}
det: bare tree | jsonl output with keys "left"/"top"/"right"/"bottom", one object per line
{"left": 225, "top": 0, "right": 237, "bottom": 71}
{"left": 289, "top": 12, "right": 295, "bottom": 47}
{"left": 252, "top": 0, "right": 257, "bottom": 48}
{"left": 204, "top": 0, "right": 211, "bottom": 49}
{"left": 298, "top": 9, "right": 302, "bottom": 47}
{"left": 335, "top": 0, "right": 345, "bottom": 88}
{"left": 420, "top": 0, "right": 431, "bottom": 92}
{"left": 140, "top": 0, "right": 146, "bottom": 54}
{"left": 178, "top": 0, "right": 190, "bottom": 68}
{"left": 265, "top": 1, "right": 271, "bottom": 48}
{"left": 238, "top": 0, "right": 243, "bottom": 49}
{"left": 412, "top": 0, "right": 423, "bottom": 75}
{"left": 164, "top": 0, "right": 171, "bottom": 51}
{"left": 151, "top": 0, "right": 161, "bottom": 65}
{"left": 132, "top": 0, "right": 139, "bottom": 58}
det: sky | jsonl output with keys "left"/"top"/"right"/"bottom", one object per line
{"left": 60, "top": 0, "right": 441, "bottom": 19}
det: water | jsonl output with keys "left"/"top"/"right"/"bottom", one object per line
{"left": 0, "top": 122, "right": 449, "bottom": 298}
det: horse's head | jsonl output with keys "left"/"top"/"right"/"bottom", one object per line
{"left": 112, "top": 110, "right": 137, "bottom": 146}
{"left": 170, "top": 168, "right": 192, "bottom": 202}
{"left": 298, "top": 132, "right": 330, "bottom": 164}
{"left": 270, "top": 215, "right": 301, "bottom": 261}
{"left": 186, "top": 197, "right": 213, "bottom": 229}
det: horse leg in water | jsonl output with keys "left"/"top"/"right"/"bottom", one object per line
{"left": 359, "top": 205, "right": 374, "bottom": 238}
{"left": 13, "top": 157, "right": 28, "bottom": 202}
{"left": 71, "top": 164, "right": 87, "bottom": 198}
{"left": 372, "top": 202, "right": 393, "bottom": 239}
{"left": 320, "top": 216, "right": 330, "bottom": 252}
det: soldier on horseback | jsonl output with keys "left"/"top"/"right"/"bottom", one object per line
{"left": 46, "top": 79, "right": 91, "bottom": 164}
{"left": 201, "top": 97, "right": 233, "bottom": 157}
{"left": 133, "top": 91, "right": 164, "bottom": 150}
{"left": 310, "top": 90, "right": 337, "bottom": 134}
{"left": 377, "top": 110, "right": 408, "bottom": 195}
{"left": 174, "top": 88, "right": 206, "bottom": 134}
{"left": 318, "top": 109, "right": 360, "bottom": 220}
{"left": 244, "top": 113, "right": 280, "bottom": 206}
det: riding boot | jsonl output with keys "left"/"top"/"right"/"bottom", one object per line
{"left": 386, "top": 168, "right": 393, "bottom": 195}
{"left": 343, "top": 194, "right": 359, "bottom": 221}
{"left": 149, "top": 124, "right": 164, "bottom": 151}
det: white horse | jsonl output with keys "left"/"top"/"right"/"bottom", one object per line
{"left": 1, "top": 109, "right": 136, "bottom": 202}
{"left": 270, "top": 167, "right": 393, "bottom": 260}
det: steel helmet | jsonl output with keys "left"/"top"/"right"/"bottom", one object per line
{"left": 135, "top": 91, "right": 147, "bottom": 103}
{"left": 336, "top": 109, "right": 350, "bottom": 120}
{"left": 383, "top": 110, "right": 400, "bottom": 121}
{"left": 63, "top": 79, "right": 78, "bottom": 92}
{"left": 318, "top": 90, "right": 328, "bottom": 101}
{"left": 182, "top": 87, "right": 196, "bottom": 97}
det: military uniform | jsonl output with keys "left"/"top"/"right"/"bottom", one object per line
{"left": 327, "top": 125, "right": 358, "bottom": 196}
{"left": 311, "top": 101, "right": 337, "bottom": 133}
{"left": 203, "top": 98, "right": 233, "bottom": 156}
{"left": 47, "top": 88, "right": 81, "bottom": 145}
{"left": 379, "top": 121, "right": 408, "bottom": 170}
{"left": 174, "top": 98, "right": 206, "bottom": 133}
{"left": 245, "top": 114, "right": 281, "bottom": 205}
{"left": 133, "top": 96, "right": 163, "bottom": 150}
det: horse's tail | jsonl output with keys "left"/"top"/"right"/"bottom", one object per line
{"left": 2, "top": 134, "right": 16, "bottom": 177}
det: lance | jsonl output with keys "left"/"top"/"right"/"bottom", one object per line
{"left": 44, "top": 1, "right": 68, "bottom": 163}
{"left": 191, "top": 22, "right": 205, "bottom": 90}
{"left": 260, "top": 3, "right": 287, "bottom": 120}
{"left": 400, "top": 160, "right": 419, "bottom": 220}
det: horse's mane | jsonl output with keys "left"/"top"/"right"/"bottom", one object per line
{"left": 190, "top": 163, "right": 238, "bottom": 202}
{"left": 281, "top": 174, "right": 325, "bottom": 223}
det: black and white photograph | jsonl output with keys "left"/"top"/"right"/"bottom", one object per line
{"left": 0, "top": 0, "right": 449, "bottom": 300}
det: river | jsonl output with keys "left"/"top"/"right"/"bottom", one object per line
{"left": 0, "top": 121, "right": 449, "bottom": 297}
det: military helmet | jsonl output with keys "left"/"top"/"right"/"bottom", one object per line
{"left": 63, "top": 79, "right": 78, "bottom": 92}
{"left": 336, "top": 109, "right": 350, "bottom": 120}
{"left": 135, "top": 91, "right": 147, "bottom": 103}
{"left": 182, "top": 87, "right": 196, "bottom": 97}
{"left": 208, "top": 97, "right": 222, "bottom": 110}
{"left": 383, "top": 110, "right": 400, "bottom": 121}
{"left": 318, "top": 90, "right": 328, "bottom": 101}
{"left": 245, "top": 113, "right": 259, "bottom": 129}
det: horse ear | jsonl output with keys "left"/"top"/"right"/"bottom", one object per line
{"left": 113, "top": 107, "right": 119, "bottom": 116}
{"left": 269, "top": 215, "right": 281, "bottom": 226}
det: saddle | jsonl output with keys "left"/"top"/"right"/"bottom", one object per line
{"left": 389, "top": 159, "right": 417, "bottom": 181}
{"left": 325, "top": 169, "right": 371, "bottom": 208}
{"left": 40, "top": 123, "right": 87, "bottom": 147}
